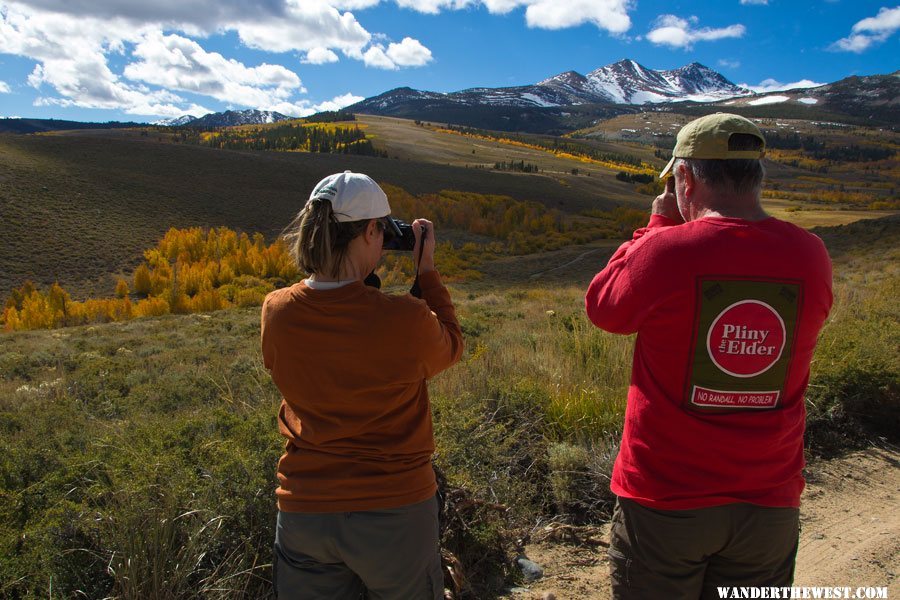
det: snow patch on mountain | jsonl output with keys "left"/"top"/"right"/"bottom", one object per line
{"left": 748, "top": 95, "right": 791, "bottom": 106}
{"left": 519, "top": 93, "right": 559, "bottom": 107}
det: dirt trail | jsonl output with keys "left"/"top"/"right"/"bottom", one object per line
{"left": 502, "top": 447, "right": 899, "bottom": 599}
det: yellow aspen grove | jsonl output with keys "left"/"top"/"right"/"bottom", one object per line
{"left": 134, "top": 296, "right": 170, "bottom": 318}
{"left": 2, "top": 306, "right": 22, "bottom": 331}
{"left": 234, "top": 288, "right": 267, "bottom": 308}
{"left": 190, "top": 289, "right": 228, "bottom": 312}
{"left": 20, "top": 291, "right": 56, "bottom": 329}
{"left": 1, "top": 226, "right": 302, "bottom": 331}
{"left": 1, "top": 190, "right": 642, "bottom": 332}
{"left": 133, "top": 264, "right": 152, "bottom": 296}
{"left": 47, "top": 283, "right": 71, "bottom": 324}
{"left": 149, "top": 261, "right": 172, "bottom": 296}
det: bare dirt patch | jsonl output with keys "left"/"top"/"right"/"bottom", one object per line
{"left": 500, "top": 447, "right": 899, "bottom": 599}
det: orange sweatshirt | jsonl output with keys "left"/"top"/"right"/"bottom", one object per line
{"left": 261, "top": 270, "right": 464, "bottom": 513}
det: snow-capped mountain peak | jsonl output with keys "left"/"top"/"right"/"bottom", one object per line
{"left": 583, "top": 59, "right": 749, "bottom": 104}
{"left": 156, "top": 109, "right": 294, "bottom": 127}
{"left": 154, "top": 115, "right": 198, "bottom": 126}
{"left": 349, "top": 59, "right": 753, "bottom": 117}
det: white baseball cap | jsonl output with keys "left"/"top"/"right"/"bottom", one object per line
{"left": 307, "top": 171, "right": 391, "bottom": 222}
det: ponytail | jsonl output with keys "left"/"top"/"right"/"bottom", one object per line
{"left": 284, "top": 199, "right": 370, "bottom": 278}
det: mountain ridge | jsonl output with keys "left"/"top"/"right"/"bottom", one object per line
{"left": 351, "top": 59, "right": 750, "bottom": 114}
{"left": 156, "top": 108, "right": 293, "bottom": 127}
{"left": 348, "top": 65, "right": 898, "bottom": 133}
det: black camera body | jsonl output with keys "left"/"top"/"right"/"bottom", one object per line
{"left": 382, "top": 217, "right": 417, "bottom": 251}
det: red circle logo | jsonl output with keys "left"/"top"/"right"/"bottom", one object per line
{"left": 707, "top": 300, "right": 785, "bottom": 378}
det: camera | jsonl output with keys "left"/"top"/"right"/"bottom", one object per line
{"left": 382, "top": 217, "right": 417, "bottom": 251}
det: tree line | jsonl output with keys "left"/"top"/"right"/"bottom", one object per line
{"left": 3, "top": 188, "right": 653, "bottom": 331}
{"left": 494, "top": 160, "right": 540, "bottom": 173}
{"left": 2, "top": 227, "right": 299, "bottom": 331}
{"left": 182, "top": 123, "right": 386, "bottom": 156}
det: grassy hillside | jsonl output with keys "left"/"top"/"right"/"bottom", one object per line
{"left": 3, "top": 112, "right": 896, "bottom": 301}
{"left": 0, "top": 118, "right": 142, "bottom": 134}
{"left": 0, "top": 130, "right": 627, "bottom": 299}
{"left": 1, "top": 214, "right": 897, "bottom": 598}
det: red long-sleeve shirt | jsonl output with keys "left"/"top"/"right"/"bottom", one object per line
{"left": 586, "top": 214, "right": 832, "bottom": 509}
{"left": 262, "top": 270, "right": 463, "bottom": 512}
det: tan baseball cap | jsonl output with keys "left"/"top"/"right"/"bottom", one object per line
{"left": 659, "top": 113, "right": 766, "bottom": 179}
{"left": 307, "top": 171, "right": 391, "bottom": 222}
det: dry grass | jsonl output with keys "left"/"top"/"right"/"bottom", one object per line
{"left": 762, "top": 199, "right": 898, "bottom": 228}
{"left": 434, "top": 285, "right": 632, "bottom": 440}
{"left": 1, "top": 214, "right": 897, "bottom": 598}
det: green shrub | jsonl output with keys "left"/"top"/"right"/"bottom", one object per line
{"left": 806, "top": 367, "right": 900, "bottom": 458}
{"left": 547, "top": 437, "right": 619, "bottom": 524}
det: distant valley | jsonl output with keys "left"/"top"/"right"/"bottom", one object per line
{"left": 3, "top": 61, "right": 896, "bottom": 136}
{"left": 348, "top": 63, "right": 899, "bottom": 133}
{"left": 0, "top": 60, "right": 896, "bottom": 300}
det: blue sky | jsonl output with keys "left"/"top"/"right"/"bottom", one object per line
{"left": 0, "top": 1, "right": 897, "bottom": 122}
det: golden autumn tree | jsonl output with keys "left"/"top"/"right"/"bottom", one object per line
{"left": 133, "top": 264, "right": 152, "bottom": 296}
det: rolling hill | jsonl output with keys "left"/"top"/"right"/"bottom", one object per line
{"left": 0, "top": 127, "right": 632, "bottom": 299}
{"left": 2, "top": 92, "right": 897, "bottom": 302}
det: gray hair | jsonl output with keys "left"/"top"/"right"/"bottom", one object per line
{"left": 676, "top": 133, "right": 766, "bottom": 196}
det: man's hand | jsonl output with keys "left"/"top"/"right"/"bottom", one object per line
{"left": 652, "top": 177, "right": 684, "bottom": 223}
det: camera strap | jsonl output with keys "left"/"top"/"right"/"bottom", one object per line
{"left": 410, "top": 226, "right": 426, "bottom": 299}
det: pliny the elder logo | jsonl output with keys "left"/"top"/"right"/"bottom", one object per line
{"left": 686, "top": 279, "right": 801, "bottom": 413}
{"left": 706, "top": 300, "right": 786, "bottom": 378}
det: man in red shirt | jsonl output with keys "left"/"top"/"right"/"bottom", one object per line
{"left": 585, "top": 113, "right": 832, "bottom": 599}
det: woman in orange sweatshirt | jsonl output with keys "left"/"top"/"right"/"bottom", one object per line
{"left": 261, "top": 171, "right": 464, "bottom": 599}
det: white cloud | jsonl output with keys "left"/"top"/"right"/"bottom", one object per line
{"left": 480, "top": 0, "right": 525, "bottom": 12}
{"left": 8, "top": 0, "right": 289, "bottom": 32}
{"left": 833, "top": 34, "right": 878, "bottom": 53}
{"left": 312, "top": 91, "right": 365, "bottom": 111}
{"left": 233, "top": 0, "right": 372, "bottom": 55}
{"left": 394, "top": 0, "right": 474, "bottom": 14}
{"left": 739, "top": 0, "right": 768, "bottom": 5}
{"left": 361, "top": 37, "right": 432, "bottom": 69}
{"left": 385, "top": 37, "right": 433, "bottom": 66}
{"left": 831, "top": 6, "right": 900, "bottom": 53}
{"left": 522, "top": 0, "right": 631, "bottom": 32}
{"left": 267, "top": 92, "right": 365, "bottom": 117}
{"left": 852, "top": 5, "right": 900, "bottom": 34}
{"left": 0, "top": 1, "right": 404, "bottom": 117}
{"left": 124, "top": 32, "right": 304, "bottom": 108}
{"left": 647, "top": 15, "right": 745, "bottom": 49}
{"left": 0, "top": 5, "right": 203, "bottom": 116}
{"left": 718, "top": 58, "right": 741, "bottom": 69}
{"left": 303, "top": 47, "right": 340, "bottom": 64}
{"left": 363, "top": 45, "right": 397, "bottom": 69}
{"left": 330, "top": 0, "right": 383, "bottom": 8}
{"left": 359, "top": 0, "right": 634, "bottom": 33}
{"left": 0, "top": 80, "right": 10, "bottom": 93}
{"left": 741, "top": 78, "right": 824, "bottom": 93}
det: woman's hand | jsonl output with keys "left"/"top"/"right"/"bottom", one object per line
{"left": 412, "top": 219, "right": 436, "bottom": 274}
